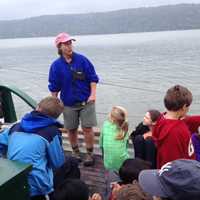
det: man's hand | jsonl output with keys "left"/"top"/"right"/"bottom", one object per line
{"left": 87, "top": 94, "right": 96, "bottom": 103}
{"left": 88, "top": 82, "right": 97, "bottom": 103}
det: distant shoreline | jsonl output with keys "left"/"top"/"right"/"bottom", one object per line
{"left": 0, "top": 4, "right": 200, "bottom": 39}
{"left": 1, "top": 28, "right": 200, "bottom": 41}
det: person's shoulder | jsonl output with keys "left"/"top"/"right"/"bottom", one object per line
{"left": 51, "top": 57, "right": 63, "bottom": 66}
{"left": 165, "top": 120, "right": 189, "bottom": 137}
{"left": 160, "top": 119, "right": 185, "bottom": 131}
{"left": 136, "top": 122, "right": 149, "bottom": 132}
{"left": 103, "top": 120, "right": 116, "bottom": 130}
{"left": 153, "top": 117, "right": 183, "bottom": 138}
{"left": 74, "top": 52, "right": 87, "bottom": 59}
{"left": 103, "top": 120, "right": 111, "bottom": 126}
{"left": 131, "top": 122, "right": 149, "bottom": 136}
{"left": 73, "top": 52, "right": 92, "bottom": 63}
{"left": 37, "top": 124, "right": 61, "bottom": 143}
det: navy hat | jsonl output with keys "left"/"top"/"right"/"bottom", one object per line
{"left": 139, "top": 159, "right": 200, "bottom": 198}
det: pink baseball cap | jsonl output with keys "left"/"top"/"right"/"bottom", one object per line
{"left": 55, "top": 32, "right": 76, "bottom": 47}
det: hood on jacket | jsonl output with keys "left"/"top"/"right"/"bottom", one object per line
{"left": 20, "top": 111, "right": 62, "bottom": 132}
{"left": 153, "top": 115, "right": 181, "bottom": 143}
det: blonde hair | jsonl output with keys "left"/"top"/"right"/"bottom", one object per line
{"left": 109, "top": 106, "right": 128, "bottom": 140}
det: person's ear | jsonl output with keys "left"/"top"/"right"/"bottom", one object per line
{"left": 180, "top": 104, "right": 190, "bottom": 115}
{"left": 151, "top": 121, "right": 156, "bottom": 125}
{"left": 183, "top": 104, "right": 190, "bottom": 110}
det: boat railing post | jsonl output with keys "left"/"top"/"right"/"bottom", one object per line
{"left": 0, "top": 89, "right": 17, "bottom": 123}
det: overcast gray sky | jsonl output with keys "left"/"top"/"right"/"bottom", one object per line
{"left": 1, "top": 0, "right": 200, "bottom": 20}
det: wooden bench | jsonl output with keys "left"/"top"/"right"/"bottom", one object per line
{"left": 62, "top": 127, "right": 134, "bottom": 155}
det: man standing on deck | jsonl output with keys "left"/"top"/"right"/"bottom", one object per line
{"left": 48, "top": 32, "right": 99, "bottom": 167}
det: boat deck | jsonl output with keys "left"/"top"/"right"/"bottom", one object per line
{"left": 79, "top": 154, "right": 106, "bottom": 196}
{"left": 65, "top": 151, "right": 106, "bottom": 197}
{"left": 63, "top": 130, "right": 133, "bottom": 198}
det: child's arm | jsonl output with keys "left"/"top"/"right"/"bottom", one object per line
{"left": 184, "top": 115, "right": 200, "bottom": 133}
{"left": 130, "top": 122, "right": 150, "bottom": 138}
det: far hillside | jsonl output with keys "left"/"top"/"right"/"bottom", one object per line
{"left": 0, "top": 4, "right": 200, "bottom": 39}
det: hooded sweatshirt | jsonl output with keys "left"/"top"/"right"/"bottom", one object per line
{"left": 0, "top": 111, "right": 65, "bottom": 196}
{"left": 153, "top": 114, "right": 200, "bottom": 169}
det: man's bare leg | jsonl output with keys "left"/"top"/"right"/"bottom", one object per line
{"left": 82, "top": 127, "right": 95, "bottom": 166}
{"left": 68, "top": 128, "right": 81, "bottom": 161}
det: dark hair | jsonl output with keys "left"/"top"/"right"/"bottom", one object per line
{"left": 53, "top": 179, "right": 89, "bottom": 200}
{"left": 37, "top": 96, "right": 64, "bottom": 118}
{"left": 148, "top": 109, "right": 161, "bottom": 122}
{"left": 164, "top": 85, "right": 192, "bottom": 111}
{"left": 57, "top": 45, "right": 63, "bottom": 56}
{"left": 119, "top": 158, "right": 151, "bottom": 184}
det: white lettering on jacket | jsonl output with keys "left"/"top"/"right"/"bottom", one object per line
{"left": 188, "top": 138, "right": 194, "bottom": 157}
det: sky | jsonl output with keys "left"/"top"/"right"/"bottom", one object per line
{"left": 1, "top": 0, "right": 200, "bottom": 20}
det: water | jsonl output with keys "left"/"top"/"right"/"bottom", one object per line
{"left": 0, "top": 29, "right": 200, "bottom": 129}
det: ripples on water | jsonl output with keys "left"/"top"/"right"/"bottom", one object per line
{"left": 0, "top": 29, "right": 200, "bottom": 129}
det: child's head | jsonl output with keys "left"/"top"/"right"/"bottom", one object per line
{"left": 119, "top": 158, "right": 151, "bottom": 184}
{"left": 53, "top": 179, "right": 89, "bottom": 200}
{"left": 37, "top": 96, "right": 64, "bottom": 118}
{"left": 143, "top": 110, "right": 161, "bottom": 126}
{"left": 109, "top": 106, "right": 128, "bottom": 140}
{"left": 164, "top": 85, "right": 192, "bottom": 114}
{"left": 116, "top": 181, "right": 152, "bottom": 200}
{"left": 110, "top": 106, "right": 128, "bottom": 126}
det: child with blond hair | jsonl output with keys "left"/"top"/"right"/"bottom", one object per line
{"left": 100, "top": 106, "right": 130, "bottom": 199}
{"left": 100, "top": 106, "right": 130, "bottom": 171}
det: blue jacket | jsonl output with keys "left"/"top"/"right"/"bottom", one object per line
{"left": 48, "top": 52, "right": 99, "bottom": 106}
{"left": 0, "top": 111, "right": 65, "bottom": 196}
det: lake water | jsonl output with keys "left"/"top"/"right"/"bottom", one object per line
{"left": 0, "top": 29, "right": 200, "bottom": 129}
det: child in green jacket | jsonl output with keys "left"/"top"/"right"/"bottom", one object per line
{"left": 100, "top": 106, "right": 130, "bottom": 171}
{"left": 100, "top": 106, "right": 130, "bottom": 199}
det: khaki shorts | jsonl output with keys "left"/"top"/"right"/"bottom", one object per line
{"left": 63, "top": 101, "right": 97, "bottom": 130}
